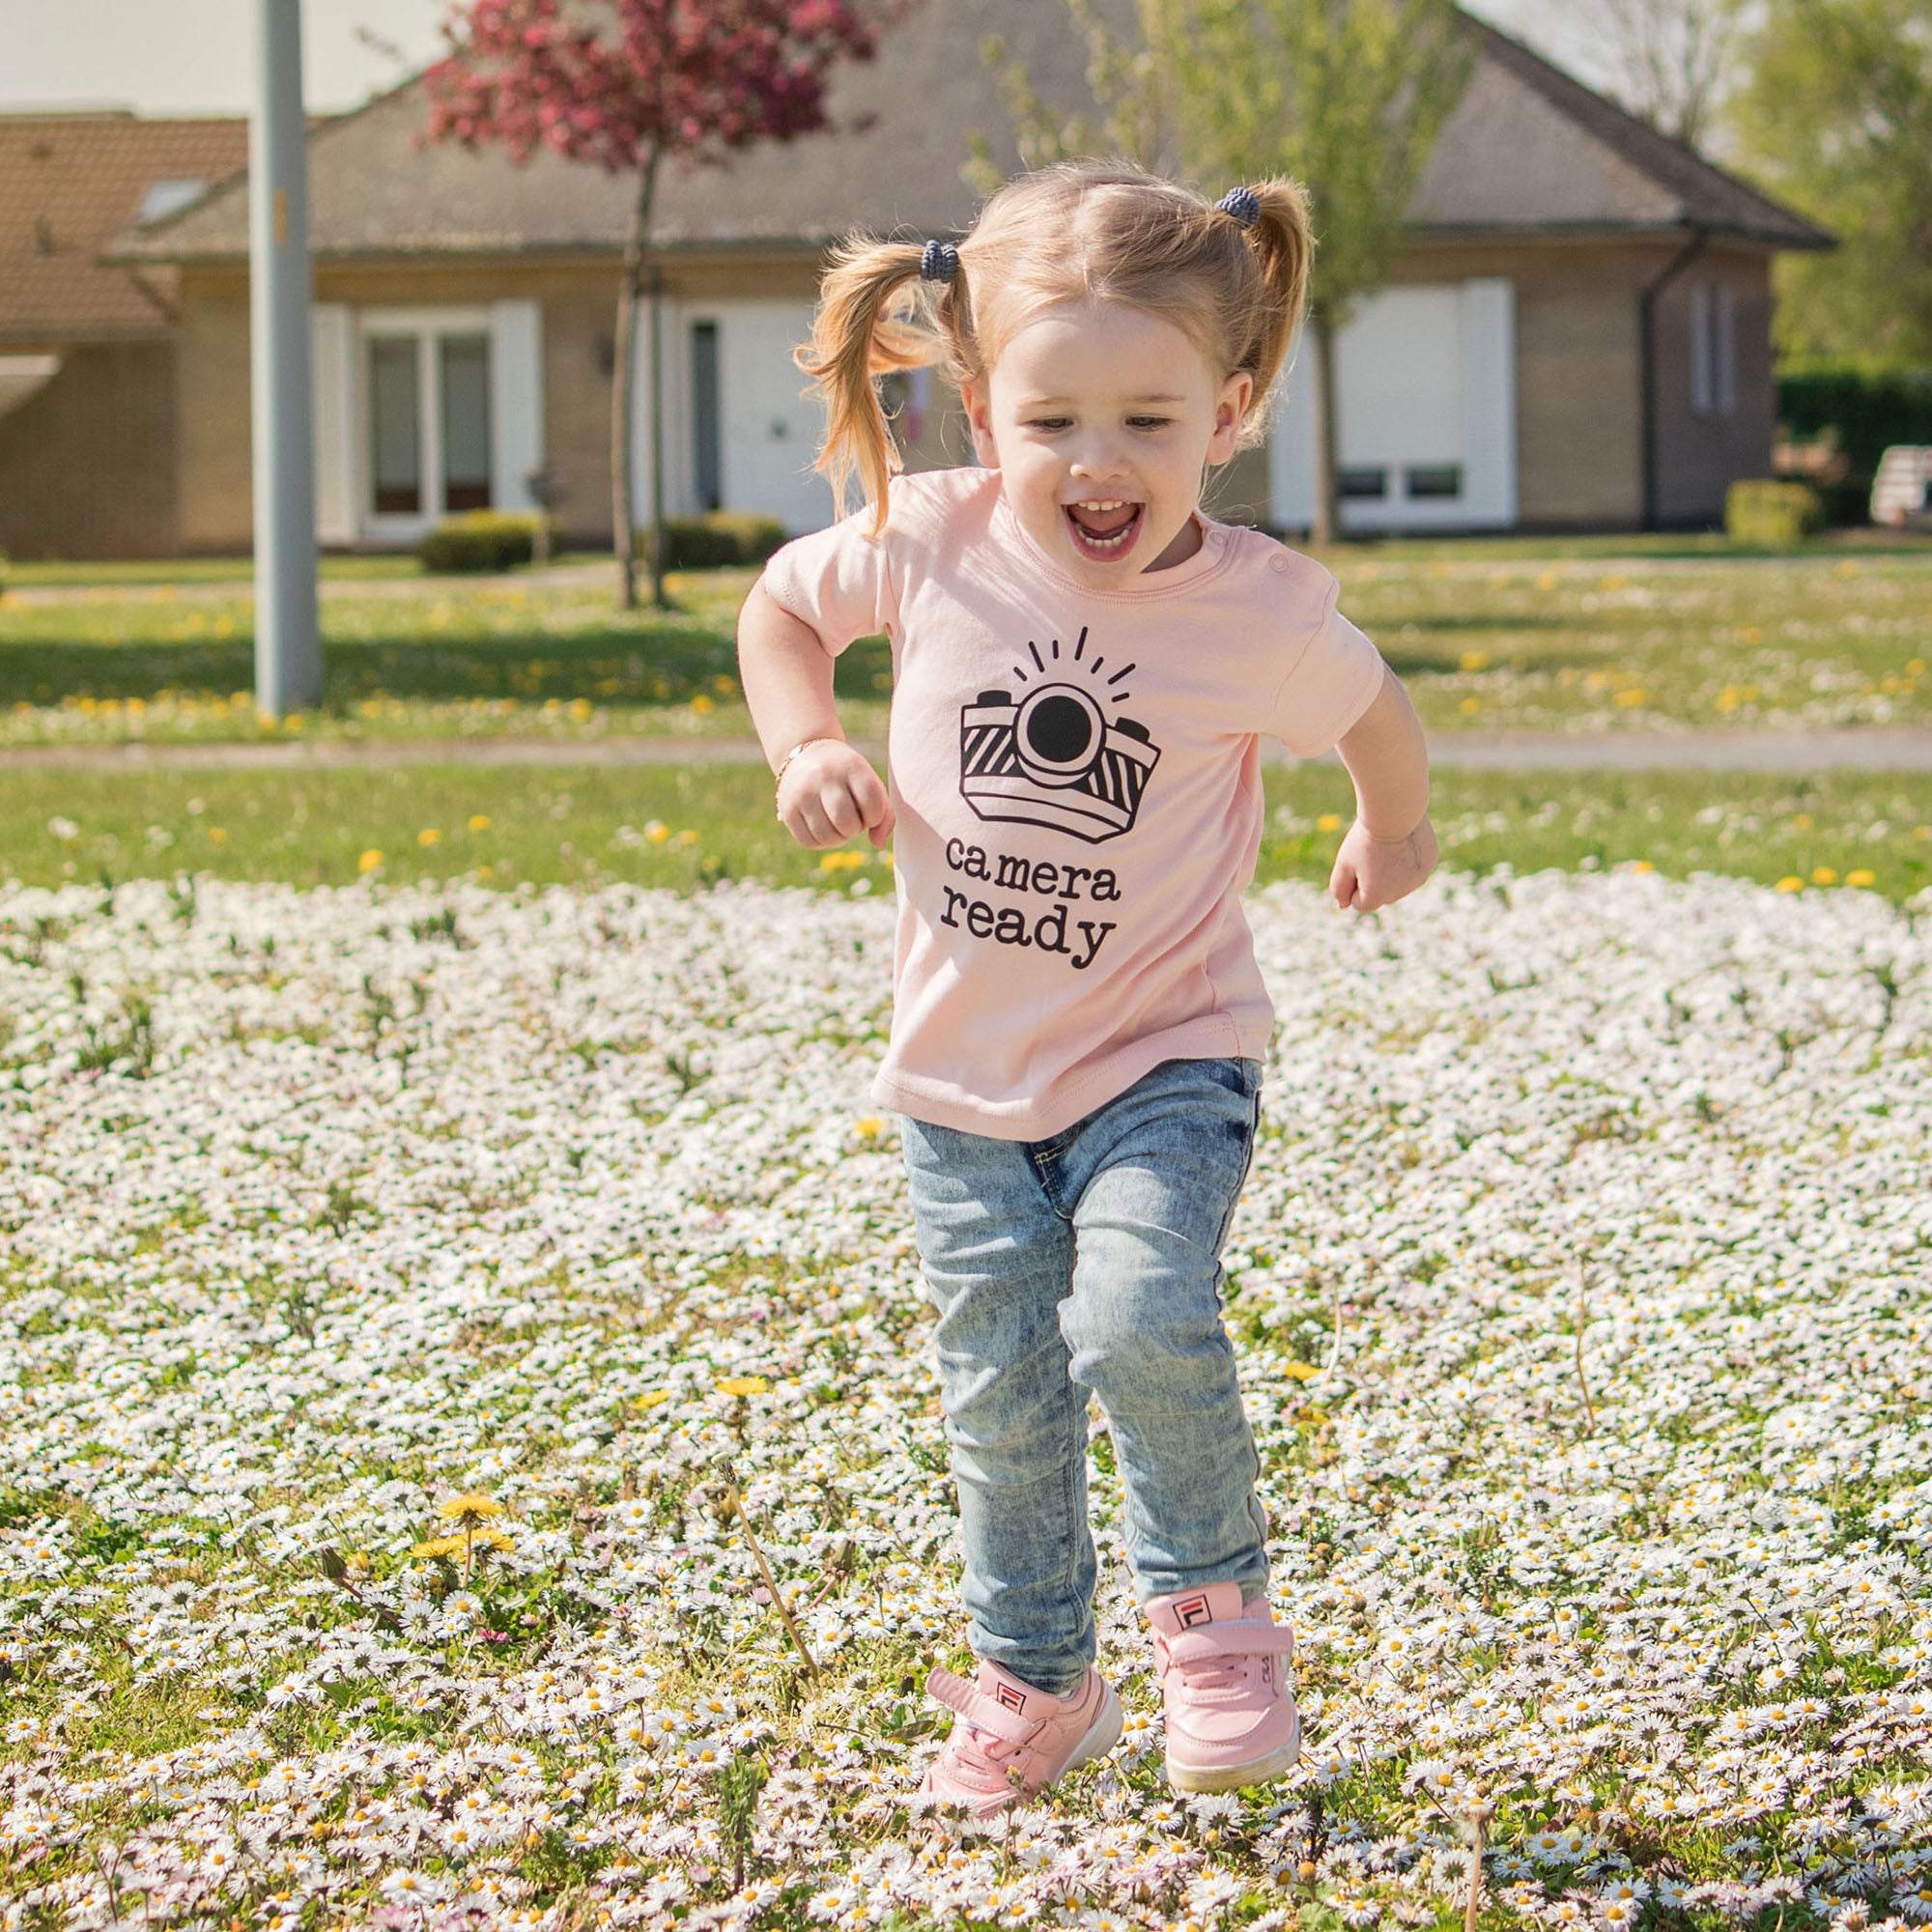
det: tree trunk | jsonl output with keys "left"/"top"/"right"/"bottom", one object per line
{"left": 611, "top": 148, "right": 662, "bottom": 612}
{"left": 647, "top": 266, "right": 668, "bottom": 611}
{"left": 1311, "top": 304, "right": 1342, "bottom": 550}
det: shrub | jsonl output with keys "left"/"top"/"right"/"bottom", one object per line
{"left": 634, "top": 511, "right": 789, "bottom": 570}
{"left": 417, "top": 511, "right": 552, "bottom": 574}
{"left": 1726, "top": 479, "right": 1823, "bottom": 548}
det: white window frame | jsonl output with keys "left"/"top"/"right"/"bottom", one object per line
{"left": 355, "top": 304, "right": 495, "bottom": 543}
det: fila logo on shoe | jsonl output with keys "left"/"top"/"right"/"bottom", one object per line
{"left": 995, "top": 1683, "right": 1028, "bottom": 1715}
{"left": 1174, "top": 1595, "right": 1214, "bottom": 1629}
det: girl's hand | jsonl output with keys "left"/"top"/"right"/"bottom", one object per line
{"left": 777, "top": 740, "right": 895, "bottom": 850}
{"left": 1329, "top": 813, "right": 1437, "bottom": 913}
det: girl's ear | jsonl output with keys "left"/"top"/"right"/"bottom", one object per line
{"left": 961, "top": 381, "right": 1002, "bottom": 469}
{"left": 1206, "top": 371, "right": 1255, "bottom": 467}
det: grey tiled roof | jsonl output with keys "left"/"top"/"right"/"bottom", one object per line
{"left": 107, "top": 4, "right": 1830, "bottom": 264}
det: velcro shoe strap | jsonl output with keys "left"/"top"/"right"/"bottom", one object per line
{"left": 1163, "top": 1625, "right": 1296, "bottom": 1667}
{"left": 925, "top": 1666, "right": 1034, "bottom": 1746}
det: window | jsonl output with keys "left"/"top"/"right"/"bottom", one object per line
{"left": 364, "top": 320, "right": 495, "bottom": 520}
{"left": 691, "top": 321, "right": 722, "bottom": 512}
{"left": 1406, "top": 464, "right": 1463, "bottom": 499}
{"left": 368, "top": 336, "right": 421, "bottom": 515}
{"left": 1338, "top": 467, "right": 1388, "bottom": 499}
{"left": 440, "top": 334, "right": 492, "bottom": 511}
{"left": 1690, "top": 283, "right": 1737, "bottom": 417}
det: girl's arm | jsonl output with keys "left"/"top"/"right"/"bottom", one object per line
{"left": 737, "top": 579, "right": 895, "bottom": 850}
{"left": 1328, "top": 665, "right": 1436, "bottom": 912}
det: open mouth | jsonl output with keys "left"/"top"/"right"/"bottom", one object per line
{"left": 1064, "top": 499, "right": 1142, "bottom": 561}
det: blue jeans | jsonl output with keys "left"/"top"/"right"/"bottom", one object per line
{"left": 900, "top": 1057, "right": 1270, "bottom": 1698}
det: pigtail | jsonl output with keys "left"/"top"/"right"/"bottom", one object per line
{"left": 795, "top": 239, "right": 943, "bottom": 535}
{"left": 1232, "top": 177, "right": 1315, "bottom": 416}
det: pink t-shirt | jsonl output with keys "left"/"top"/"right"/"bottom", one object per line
{"left": 761, "top": 467, "right": 1385, "bottom": 1140}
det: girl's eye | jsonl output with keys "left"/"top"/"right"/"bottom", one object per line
{"left": 1128, "top": 416, "right": 1172, "bottom": 431}
{"left": 1030, "top": 416, "right": 1073, "bottom": 432}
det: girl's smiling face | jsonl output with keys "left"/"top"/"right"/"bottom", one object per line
{"left": 962, "top": 299, "right": 1253, "bottom": 586}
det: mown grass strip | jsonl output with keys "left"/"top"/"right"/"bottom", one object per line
{"left": 7, "top": 762, "right": 1929, "bottom": 901}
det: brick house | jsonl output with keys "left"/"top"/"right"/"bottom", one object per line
{"left": 62, "top": 6, "right": 1833, "bottom": 557}
{"left": 0, "top": 111, "right": 247, "bottom": 559}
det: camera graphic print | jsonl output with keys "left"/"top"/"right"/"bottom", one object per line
{"left": 958, "top": 627, "right": 1160, "bottom": 845}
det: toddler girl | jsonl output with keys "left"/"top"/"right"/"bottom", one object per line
{"left": 738, "top": 161, "right": 1436, "bottom": 1814}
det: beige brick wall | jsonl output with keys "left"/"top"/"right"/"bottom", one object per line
{"left": 1652, "top": 247, "right": 1776, "bottom": 526}
{"left": 170, "top": 239, "right": 1779, "bottom": 547}
{"left": 0, "top": 339, "right": 178, "bottom": 559}
{"left": 176, "top": 272, "right": 252, "bottom": 552}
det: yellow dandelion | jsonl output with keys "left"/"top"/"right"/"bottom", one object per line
{"left": 1629, "top": 860, "right": 1654, "bottom": 874}
{"left": 412, "top": 1535, "right": 467, "bottom": 1561}
{"left": 1535, "top": 570, "right": 1559, "bottom": 590}
{"left": 358, "top": 849, "right": 384, "bottom": 874}
{"left": 1775, "top": 876, "right": 1804, "bottom": 894}
{"left": 1812, "top": 867, "right": 1839, "bottom": 886}
{"left": 717, "top": 1375, "right": 769, "bottom": 1398}
{"left": 1613, "top": 688, "right": 1645, "bottom": 708}
{"left": 418, "top": 828, "right": 441, "bottom": 846}
{"left": 691, "top": 693, "right": 715, "bottom": 715}
{"left": 855, "top": 1116, "right": 884, "bottom": 1140}
{"left": 1847, "top": 868, "right": 1876, "bottom": 889}
{"left": 1459, "top": 650, "right": 1490, "bottom": 672}
{"left": 712, "top": 673, "right": 736, "bottom": 695}
{"left": 1461, "top": 696, "right": 1482, "bottom": 715}
{"left": 568, "top": 696, "right": 592, "bottom": 720}
{"left": 1791, "top": 812, "right": 1813, "bottom": 831}
{"left": 438, "top": 1492, "right": 505, "bottom": 1526}
{"left": 207, "top": 827, "right": 228, "bottom": 843}
{"left": 1316, "top": 812, "right": 1344, "bottom": 833}
{"left": 469, "top": 814, "right": 492, "bottom": 833}
{"left": 1283, "top": 1363, "right": 1321, "bottom": 1382}
{"left": 634, "top": 1390, "right": 670, "bottom": 1411}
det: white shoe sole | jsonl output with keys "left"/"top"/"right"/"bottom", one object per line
{"left": 1164, "top": 1717, "right": 1301, "bottom": 1793}
{"left": 1063, "top": 1680, "right": 1125, "bottom": 1777}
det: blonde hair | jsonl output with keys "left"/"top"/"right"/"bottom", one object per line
{"left": 796, "top": 160, "right": 1314, "bottom": 533}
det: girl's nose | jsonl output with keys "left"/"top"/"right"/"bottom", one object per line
{"left": 1069, "top": 439, "right": 1129, "bottom": 481}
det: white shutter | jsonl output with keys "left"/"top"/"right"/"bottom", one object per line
{"left": 310, "top": 302, "right": 357, "bottom": 546}
{"left": 490, "top": 298, "right": 545, "bottom": 513}
{"left": 1461, "top": 278, "right": 1517, "bottom": 527}
{"left": 1264, "top": 326, "right": 1319, "bottom": 532}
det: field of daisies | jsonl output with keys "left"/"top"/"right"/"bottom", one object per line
{"left": 2, "top": 865, "right": 1929, "bottom": 1932}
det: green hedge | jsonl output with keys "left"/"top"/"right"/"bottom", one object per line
{"left": 1777, "top": 360, "right": 1932, "bottom": 522}
{"left": 417, "top": 511, "right": 552, "bottom": 574}
{"left": 1726, "top": 479, "right": 1824, "bottom": 547}
{"left": 635, "top": 511, "right": 788, "bottom": 571}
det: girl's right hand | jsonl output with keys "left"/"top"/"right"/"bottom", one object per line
{"left": 777, "top": 739, "right": 895, "bottom": 850}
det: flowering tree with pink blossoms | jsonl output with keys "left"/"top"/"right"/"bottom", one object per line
{"left": 427, "top": 0, "right": 890, "bottom": 609}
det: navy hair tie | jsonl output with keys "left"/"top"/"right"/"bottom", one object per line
{"left": 1216, "top": 185, "right": 1261, "bottom": 228}
{"left": 920, "top": 239, "right": 960, "bottom": 283}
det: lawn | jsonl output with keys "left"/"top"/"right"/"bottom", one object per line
{"left": 4, "top": 542, "right": 1930, "bottom": 747}
{"left": 1, "top": 863, "right": 1926, "bottom": 1928}
{"left": 6, "top": 762, "right": 1932, "bottom": 902}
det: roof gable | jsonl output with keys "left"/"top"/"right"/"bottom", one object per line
{"left": 0, "top": 111, "right": 248, "bottom": 336}
{"left": 108, "top": 4, "right": 1830, "bottom": 266}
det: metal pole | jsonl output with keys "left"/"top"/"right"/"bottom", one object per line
{"left": 249, "top": 0, "right": 320, "bottom": 715}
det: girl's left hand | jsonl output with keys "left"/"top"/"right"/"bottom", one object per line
{"left": 1329, "top": 813, "right": 1438, "bottom": 913}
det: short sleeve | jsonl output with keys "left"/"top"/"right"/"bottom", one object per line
{"left": 758, "top": 501, "right": 899, "bottom": 657}
{"left": 1268, "top": 580, "right": 1387, "bottom": 757}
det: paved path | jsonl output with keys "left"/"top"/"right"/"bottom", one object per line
{"left": 5, "top": 728, "right": 1931, "bottom": 773}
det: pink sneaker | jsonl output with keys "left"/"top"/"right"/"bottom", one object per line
{"left": 917, "top": 1660, "right": 1122, "bottom": 1817}
{"left": 1146, "top": 1582, "right": 1300, "bottom": 1793}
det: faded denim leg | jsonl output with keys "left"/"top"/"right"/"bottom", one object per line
{"left": 1052, "top": 1058, "right": 1270, "bottom": 1605}
{"left": 900, "top": 1118, "right": 1097, "bottom": 1698}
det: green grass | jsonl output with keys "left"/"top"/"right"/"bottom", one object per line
{"left": 3, "top": 545, "right": 1929, "bottom": 747}
{"left": 8, "top": 762, "right": 1930, "bottom": 901}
